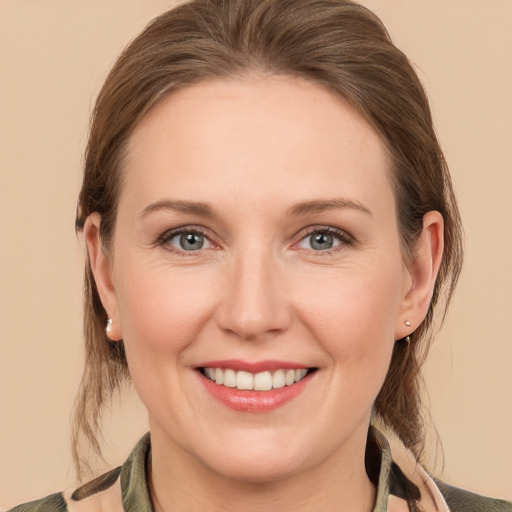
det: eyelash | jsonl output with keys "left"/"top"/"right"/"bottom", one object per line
{"left": 157, "top": 225, "right": 353, "bottom": 256}
{"left": 157, "top": 226, "right": 216, "bottom": 256}
{"left": 293, "top": 226, "right": 353, "bottom": 255}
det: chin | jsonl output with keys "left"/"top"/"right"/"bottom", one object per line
{"left": 181, "top": 428, "right": 309, "bottom": 484}
{"left": 205, "top": 451, "right": 306, "bottom": 484}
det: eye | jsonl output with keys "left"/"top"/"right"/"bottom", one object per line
{"left": 296, "top": 228, "right": 348, "bottom": 252}
{"left": 164, "top": 230, "right": 213, "bottom": 252}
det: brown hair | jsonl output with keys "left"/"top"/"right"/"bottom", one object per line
{"left": 74, "top": 0, "right": 463, "bottom": 480}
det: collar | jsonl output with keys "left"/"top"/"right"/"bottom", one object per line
{"left": 66, "top": 428, "right": 450, "bottom": 512}
{"left": 374, "top": 427, "right": 450, "bottom": 512}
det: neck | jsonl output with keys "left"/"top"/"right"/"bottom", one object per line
{"left": 148, "top": 424, "right": 376, "bottom": 512}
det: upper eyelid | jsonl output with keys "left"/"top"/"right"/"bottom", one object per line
{"left": 293, "top": 225, "right": 352, "bottom": 242}
{"left": 159, "top": 225, "right": 214, "bottom": 242}
{"left": 157, "top": 227, "right": 218, "bottom": 257}
{"left": 156, "top": 226, "right": 220, "bottom": 252}
{"left": 291, "top": 227, "right": 353, "bottom": 258}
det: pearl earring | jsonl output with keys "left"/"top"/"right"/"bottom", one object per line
{"left": 106, "top": 318, "right": 113, "bottom": 337}
{"left": 403, "top": 320, "right": 412, "bottom": 344}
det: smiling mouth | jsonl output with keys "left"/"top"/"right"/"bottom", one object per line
{"left": 199, "top": 367, "right": 315, "bottom": 391}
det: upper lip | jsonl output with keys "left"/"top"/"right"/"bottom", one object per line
{"left": 195, "top": 359, "right": 311, "bottom": 373}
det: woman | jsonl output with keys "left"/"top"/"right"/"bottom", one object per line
{"left": 7, "top": 0, "right": 511, "bottom": 511}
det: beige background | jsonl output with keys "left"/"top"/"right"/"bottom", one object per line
{"left": 1, "top": 0, "right": 511, "bottom": 507}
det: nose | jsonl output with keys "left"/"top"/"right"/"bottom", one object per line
{"left": 215, "top": 247, "right": 292, "bottom": 341}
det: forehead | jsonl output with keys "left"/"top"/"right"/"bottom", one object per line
{"left": 122, "top": 76, "right": 393, "bottom": 214}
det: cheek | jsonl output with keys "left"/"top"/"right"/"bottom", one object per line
{"left": 114, "top": 259, "right": 218, "bottom": 358}
{"left": 292, "top": 259, "right": 403, "bottom": 367}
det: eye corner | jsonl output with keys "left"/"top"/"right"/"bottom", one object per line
{"left": 292, "top": 225, "right": 354, "bottom": 253}
{"left": 157, "top": 226, "right": 219, "bottom": 255}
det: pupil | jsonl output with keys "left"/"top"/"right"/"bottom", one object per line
{"left": 311, "top": 232, "right": 333, "bottom": 250}
{"left": 180, "top": 233, "right": 203, "bottom": 250}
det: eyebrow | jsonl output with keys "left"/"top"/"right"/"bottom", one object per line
{"left": 140, "top": 200, "right": 216, "bottom": 219}
{"left": 287, "top": 198, "right": 372, "bottom": 217}
{"left": 140, "top": 197, "right": 372, "bottom": 220}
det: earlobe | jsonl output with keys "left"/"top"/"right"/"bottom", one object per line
{"left": 396, "top": 211, "right": 444, "bottom": 340}
{"left": 84, "top": 213, "right": 122, "bottom": 341}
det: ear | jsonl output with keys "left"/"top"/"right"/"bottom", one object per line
{"left": 84, "top": 213, "right": 123, "bottom": 341}
{"left": 395, "top": 211, "right": 444, "bottom": 340}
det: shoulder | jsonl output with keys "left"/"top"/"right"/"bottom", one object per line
{"left": 5, "top": 468, "right": 122, "bottom": 512}
{"left": 5, "top": 434, "right": 150, "bottom": 512}
{"left": 435, "top": 480, "right": 512, "bottom": 512}
{"left": 5, "top": 493, "right": 68, "bottom": 512}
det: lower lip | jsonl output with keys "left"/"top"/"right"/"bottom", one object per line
{"left": 198, "top": 372, "right": 312, "bottom": 412}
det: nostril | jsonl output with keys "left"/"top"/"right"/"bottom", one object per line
{"left": 214, "top": 269, "right": 292, "bottom": 340}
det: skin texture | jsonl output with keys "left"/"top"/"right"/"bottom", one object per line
{"left": 85, "top": 76, "right": 443, "bottom": 511}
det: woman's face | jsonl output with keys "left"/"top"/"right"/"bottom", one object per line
{"left": 93, "top": 76, "right": 418, "bottom": 481}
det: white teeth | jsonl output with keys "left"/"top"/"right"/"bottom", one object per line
{"left": 224, "top": 368, "right": 236, "bottom": 388}
{"left": 272, "top": 369, "right": 286, "bottom": 389}
{"left": 236, "top": 371, "right": 254, "bottom": 390}
{"left": 254, "top": 371, "right": 272, "bottom": 391}
{"left": 295, "top": 369, "right": 307, "bottom": 382}
{"left": 203, "top": 367, "right": 310, "bottom": 390}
